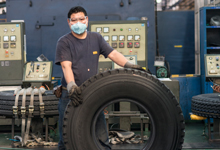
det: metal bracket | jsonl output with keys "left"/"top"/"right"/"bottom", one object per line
{"left": 35, "top": 22, "right": 54, "bottom": 29}
{"left": 40, "top": 103, "right": 44, "bottom": 110}
{"left": 21, "top": 106, "right": 26, "bottom": 114}
{"left": 40, "top": 103, "right": 45, "bottom": 118}
{"left": 13, "top": 106, "right": 18, "bottom": 114}
{"left": 29, "top": 105, "right": 34, "bottom": 114}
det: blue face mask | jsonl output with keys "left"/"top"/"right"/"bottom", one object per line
{"left": 71, "top": 22, "right": 87, "bottom": 34}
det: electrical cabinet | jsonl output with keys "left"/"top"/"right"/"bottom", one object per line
{"left": 0, "top": 22, "right": 26, "bottom": 85}
{"left": 89, "top": 20, "right": 147, "bottom": 72}
{"left": 200, "top": 7, "right": 220, "bottom": 93}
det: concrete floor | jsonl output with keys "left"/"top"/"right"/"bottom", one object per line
{"left": 0, "top": 121, "right": 219, "bottom": 150}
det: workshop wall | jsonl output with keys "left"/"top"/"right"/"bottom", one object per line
{"left": 6, "top": 0, "right": 156, "bottom": 77}
{"left": 157, "top": 11, "right": 195, "bottom": 75}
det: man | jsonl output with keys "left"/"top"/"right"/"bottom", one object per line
{"left": 55, "top": 6, "right": 144, "bottom": 150}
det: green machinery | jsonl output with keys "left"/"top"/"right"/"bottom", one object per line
{"left": 0, "top": 22, "right": 26, "bottom": 85}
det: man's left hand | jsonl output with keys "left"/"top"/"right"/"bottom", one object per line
{"left": 124, "top": 61, "right": 150, "bottom": 73}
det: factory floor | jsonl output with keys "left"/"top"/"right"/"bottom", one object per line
{"left": 0, "top": 121, "right": 219, "bottom": 150}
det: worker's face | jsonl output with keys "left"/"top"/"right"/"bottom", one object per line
{"left": 67, "top": 12, "right": 88, "bottom": 29}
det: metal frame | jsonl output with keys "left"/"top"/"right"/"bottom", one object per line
{"left": 105, "top": 111, "right": 149, "bottom": 141}
{"left": 199, "top": 6, "right": 220, "bottom": 94}
{"left": 207, "top": 118, "right": 220, "bottom": 142}
{"left": 11, "top": 117, "right": 50, "bottom": 146}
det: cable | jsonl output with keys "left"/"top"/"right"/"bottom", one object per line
{"left": 43, "top": 83, "right": 50, "bottom": 90}
{"left": 104, "top": 107, "right": 108, "bottom": 114}
{"left": 165, "top": 60, "right": 171, "bottom": 77}
{"left": 208, "top": 78, "right": 220, "bottom": 93}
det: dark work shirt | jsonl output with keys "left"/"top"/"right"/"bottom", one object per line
{"left": 55, "top": 31, "right": 113, "bottom": 87}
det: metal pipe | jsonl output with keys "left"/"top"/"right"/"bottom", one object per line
{"left": 141, "top": 118, "right": 143, "bottom": 142}
{"left": 11, "top": 118, "right": 15, "bottom": 146}
{"left": 45, "top": 117, "right": 48, "bottom": 142}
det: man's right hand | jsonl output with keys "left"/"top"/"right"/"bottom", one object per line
{"left": 67, "top": 81, "right": 83, "bottom": 106}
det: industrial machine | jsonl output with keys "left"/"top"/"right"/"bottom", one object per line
{"left": 22, "top": 61, "right": 53, "bottom": 88}
{"left": 205, "top": 54, "right": 220, "bottom": 78}
{"left": 0, "top": 22, "right": 26, "bottom": 85}
{"left": 89, "top": 20, "right": 148, "bottom": 71}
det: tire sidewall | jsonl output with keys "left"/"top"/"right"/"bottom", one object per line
{"left": 64, "top": 72, "right": 183, "bottom": 150}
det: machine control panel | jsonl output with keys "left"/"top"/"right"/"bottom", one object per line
{"left": 89, "top": 20, "right": 147, "bottom": 72}
{"left": 0, "top": 24, "right": 23, "bottom": 60}
{"left": 205, "top": 54, "right": 220, "bottom": 77}
{"left": 0, "top": 22, "right": 26, "bottom": 85}
{"left": 23, "top": 61, "right": 53, "bottom": 82}
{"left": 91, "top": 22, "right": 146, "bottom": 61}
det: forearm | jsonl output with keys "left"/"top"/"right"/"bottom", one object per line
{"left": 63, "top": 67, "right": 75, "bottom": 84}
{"left": 108, "top": 50, "right": 128, "bottom": 67}
{"left": 61, "top": 61, "right": 75, "bottom": 84}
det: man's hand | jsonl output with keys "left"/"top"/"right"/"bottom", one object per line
{"left": 67, "top": 81, "right": 83, "bottom": 106}
{"left": 124, "top": 61, "right": 152, "bottom": 74}
{"left": 124, "top": 61, "right": 145, "bottom": 71}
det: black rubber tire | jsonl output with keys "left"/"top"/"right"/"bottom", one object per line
{"left": 191, "top": 93, "right": 220, "bottom": 118}
{"left": 63, "top": 69, "right": 185, "bottom": 150}
{"left": 0, "top": 90, "right": 59, "bottom": 117}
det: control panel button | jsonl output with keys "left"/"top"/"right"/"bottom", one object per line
{"left": 10, "top": 43, "right": 16, "bottom": 48}
{"left": 3, "top": 36, "right": 9, "bottom": 42}
{"left": 103, "top": 27, "right": 109, "bottom": 33}
{"left": 129, "top": 57, "right": 133, "bottom": 60}
{"left": 216, "top": 57, "right": 219, "bottom": 61}
{"left": 3, "top": 28, "right": 7, "bottom": 32}
{"left": 127, "top": 42, "right": 133, "bottom": 48}
{"left": 134, "top": 42, "right": 140, "bottom": 48}
{"left": 128, "top": 28, "right": 132, "bottom": 32}
{"left": 135, "top": 28, "right": 139, "bottom": 32}
{"left": 103, "top": 36, "right": 109, "bottom": 42}
{"left": 210, "top": 70, "right": 217, "bottom": 74}
{"left": 112, "top": 35, "right": 118, "bottom": 41}
{"left": 11, "top": 28, "right": 15, "bottom": 32}
{"left": 3, "top": 43, "right": 9, "bottom": 49}
{"left": 119, "top": 42, "right": 124, "bottom": 48}
{"left": 10, "top": 35, "right": 16, "bottom": 42}
{"left": 39, "top": 74, "right": 48, "bottom": 78}
{"left": 127, "top": 35, "right": 133, "bottom": 41}
{"left": 134, "top": 35, "right": 140, "bottom": 41}
{"left": 112, "top": 43, "right": 117, "bottom": 48}
{"left": 5, "top": 50, "right": 9, "bottom": 57}
{"left": 209, "top": 57, "right": 213, "bottom": 60}
{"left": 119, "top": 35, "right": 125, "bottom": 41}
{"left": 96, "top": 27, "right": 102, "bottom": 33}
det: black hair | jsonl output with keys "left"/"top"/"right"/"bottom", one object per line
{"left": 68, "top": 6, "right": 87, "bottom": 18}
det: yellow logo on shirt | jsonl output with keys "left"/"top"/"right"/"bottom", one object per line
{"left": 93, "top": 51, "right": 98, "bottom": 54}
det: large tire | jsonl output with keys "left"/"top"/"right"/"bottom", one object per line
{"left": 63, "top": 69, "right": 185, "bottom": 150}
{"left": 191, "top": 93, "right": 220, "bottom": 118}
{"left": 0, "top": 90, "right": 59, "bottom": 117}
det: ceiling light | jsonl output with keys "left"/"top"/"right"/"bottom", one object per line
{"left": 156, "top": 0, "right": 162, "bottom": 3}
